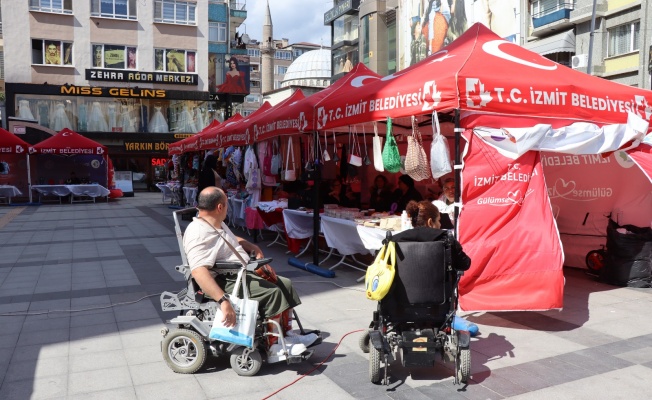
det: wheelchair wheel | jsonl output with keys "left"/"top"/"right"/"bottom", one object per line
{"left": 369, "top": 343, "right": 381, "bottom": 384}
{"left": 161, "top": 328, "right": 207, "bottom": 374}
{"left": 359, "top": 330, "right": 370, "bottom": 354}
{"left": 456, "top": 348, "right": 471, "bottom": 384}
{"left": 586, "top": 249, "right": 606, "bottom": 272}
{"left": 230, "top": 347, "right": 262, "bottom": 377}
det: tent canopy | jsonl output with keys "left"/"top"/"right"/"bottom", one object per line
{"left": 316, "top": 23, "right": 652, "bottom": 131}
{"left": 0, "top": 128, "right": 30, "bottom": 154}
{"left": 169, "top": 119, "right": 221, "bottom": 155}
{"left": 30, "top": 128, "right": 106, "bottom": 155}
{"left": 216, "top": 101, "right": 274, "bottom": 148}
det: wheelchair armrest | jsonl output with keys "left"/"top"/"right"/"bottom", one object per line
{"left": 213, "top": 261, "right": 244, "bottom": 270}
{"left": 246, "top": 257, "right": 274, "bottom": 272}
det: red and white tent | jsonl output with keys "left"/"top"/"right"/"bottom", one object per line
{"left": 29, "top": 128, "right": 107, "bottom": 155}
{"left": 315, "top": 23, "right": 652, "bottom": 312}
{"left": 216, "top": 101, "right": 273, "bottom": 148}
{"left": 169, "top": 119, "right": 221, "bottom": 155}
{"left": 0, "top": 128, "right": 31, "bottom": 200}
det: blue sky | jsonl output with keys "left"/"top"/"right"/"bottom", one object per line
{"left": 243, "top": 0, "right": 333, "bottom": 47}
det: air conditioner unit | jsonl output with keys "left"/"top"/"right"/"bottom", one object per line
{"left": 572, "top": 54, "right": 588, "bottom": 69}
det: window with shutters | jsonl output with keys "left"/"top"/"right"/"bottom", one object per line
{"left": 29, "top": 0, "right": 73, "bottom": 14}
{"left": 154, "top": 0, "right": 196, "bottom": 25}
{"left": 90, "top": 0, "right": 137, "bottom": 20}
{"left": 608, "top": 21, "right": 640, "bottom": 57}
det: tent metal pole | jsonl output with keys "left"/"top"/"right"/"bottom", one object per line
{"left": 27, "top": 154, "right": 32, "bottom": 203}
{"left": 454, "top": 109, "right": 461, "bottom": 235}
{"left": 312, "top": 130, "right": 321, "bottom": 266}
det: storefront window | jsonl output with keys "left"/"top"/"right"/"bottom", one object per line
{"left": 333, "top": 14, "right": 359, "bottom": 44}
{"left": 92, "top": 44, "right": 138, "bottom": 69}
{"left": 14, "top": 95, "right": 216, "bottom": 134}
{"left": 32, "top": 39, "right": 73, "bottom": 66}
{"left": 387, "top": 14, "right": 397, "bottom": 74}
{"left": 155, "top": 48, "right": 196, "bottom": 72}
{"left": 332, "top": 45, "right": 358, "bottom": 76}
{"left": 361, "top": 15, "right": 370, "bottom": 66}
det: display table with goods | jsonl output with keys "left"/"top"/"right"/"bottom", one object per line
{"left": 0, "top": 185, "right": 22, "bottom": 205}
{"left": 155, "top": 181, "right": 181, "bottom": 205}
{"left": 31, "top": 184, "right": 110, "bottom": 204}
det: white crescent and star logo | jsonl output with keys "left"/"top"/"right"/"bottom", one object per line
{"left": 16, "top": 145, "right": 24, "bottom": 154}
{"left": 62, "top": 131, "right": 72, "bottom": 137}
{"left": 350, "top": 75, "right": 380, "bottom": 88}
{"left": 482, "top": 40, "right": 557, "bottom": 71}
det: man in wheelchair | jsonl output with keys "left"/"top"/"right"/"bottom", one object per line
{"left": 183, "top": 187, "right": 318, "bottom": 357}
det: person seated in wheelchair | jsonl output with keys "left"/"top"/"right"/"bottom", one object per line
{"left": 183, "top": 186, "right": 318, "bottom": 357}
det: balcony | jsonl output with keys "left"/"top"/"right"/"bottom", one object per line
{"left": 532, "top": 2, "right": 574, "bottom": 29}
{"left": 230, "top": 1, "right": 246, "bottom": 22}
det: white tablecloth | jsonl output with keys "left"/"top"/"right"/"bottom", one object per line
{"left": 283, "top": 209, "right": 318, "bottom": 239}
{"left": 32, "top": 184, "right": 110, "bottom": 197}
{"left": 0, "top": 185, "right": 22, "bottom": 198}
{"left": 156, "top": 183, "right": 180, "bottom": 204}
{"left": 356, "top": 225, "right": 397, "bottom": 252}
{"left": 321, "top": 215, "right": 373, "bottom": 256}
{"left": 183, "top": 186, "right": 198, "bottom": 207}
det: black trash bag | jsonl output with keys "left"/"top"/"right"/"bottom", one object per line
{"left": 600, "top": 219, "right": 652, "bottom": 287}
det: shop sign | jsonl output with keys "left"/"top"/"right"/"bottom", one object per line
{"left": 13, "top": 126, "right": 26, "bottom": 134}
{"left": 124, "top": 141, "right": 170, "bottom": 152}
{"left": 324, "top": 0, "right": 359, "bottom": 24}
{"left": 174, "top": 133, "right": 193, "bottom": 139}
{"left": 60, "top": 85, "right": 167, "bottom": 99}
{"left": 86, "top": 69, "right": 197, "bottom": 85}
{"left": 151, "top": 158, "right": 168, "bottom": 166}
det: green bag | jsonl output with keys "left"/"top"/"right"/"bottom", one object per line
{"left": 382, "top": 117, "right": 401, "bottom": 173}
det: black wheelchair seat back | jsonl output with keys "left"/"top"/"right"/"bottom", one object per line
{"left": 380, "top": 228, "right": 454, "bottom": 327}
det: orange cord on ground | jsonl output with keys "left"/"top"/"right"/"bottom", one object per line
{"left": 261, "top": 329, "right": 365, "bottom": 400}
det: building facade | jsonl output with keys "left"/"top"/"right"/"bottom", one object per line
{"left": 1, "top": 0, "right": 246, "bottom": 190}
{"left": 324, "top": 0, "right": 650, "bottom": 89}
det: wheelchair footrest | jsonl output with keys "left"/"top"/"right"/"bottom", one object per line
{"left": 287, "top": 350, "right": 314, "bottom": 364}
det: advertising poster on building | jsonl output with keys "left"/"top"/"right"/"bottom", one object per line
{"left": 400, "top": 0, "right": 520, "bottom": 70}
{"left": 215, "top": 54, "right": 250, "bottom": 95}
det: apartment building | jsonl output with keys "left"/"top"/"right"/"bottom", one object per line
{"left": 1, "top": 0, "right": 246, "bottom": 189}
{"left": 526, "top": 0, "right": 650, "bottom": 88}
{"left": 325, "top": 1, "right": 649, "bottom": 89}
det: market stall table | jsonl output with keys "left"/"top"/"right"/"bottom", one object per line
{"left": 283, "top": 209, "right": 319, "bottom": 256}
{"left": 155, "top": 182, "right": 180, "bottom": 205}
{"left": 31, "top": 184, "right": 110, "bottom": 204}
{"left": 321, "top": 215, "right": 374, "bottom": 281}
{"left": 253, "top": 206, "right": 287, "bottom": 247}
{"left": 182, "top": 186, "right": 198, "bottom": 207}
{"left": 0, "top": 185, "right": 22, "bottom": 204}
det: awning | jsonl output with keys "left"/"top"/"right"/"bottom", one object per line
{"left": 524, "top": 30, "right": 575, "bottom": 56}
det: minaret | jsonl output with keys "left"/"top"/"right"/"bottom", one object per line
{"left": 261, "top": 1, "right": 274, "bottom": 94}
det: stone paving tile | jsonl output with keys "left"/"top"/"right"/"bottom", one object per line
{"left": 69, "top": 349, "right": 128, "bottom": 373}
{"left": 0, "top": 374, "right": 68, "bottom": 399}
{"left": 64, "top": 386, "right": 138, "bottom": 400}
{"left": 135, "top": 379, "right": 208, "bottom": 400}
{"left": 4, "top": 356, "right": 69, "bottom": 382}
{"left": 614, "top": 346, "right": 652, "bottom": 365}
{"left": 68, "top": 366, "right": 133, "bottom": 395}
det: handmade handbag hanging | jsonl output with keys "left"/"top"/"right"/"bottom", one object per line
{"left": 332, "top": 131, "right": 340, "bottom": 162}
{"left": 381, "top": 117, "right": 402, "bottom": 173}
{"left": 372, "top": 122, "right": 384, "bottom": 172}
{"left": 348, "top": 126, "right": 363, "bottom": 167}
{"left": 322, "top": 130, "right": 331, "bottom": 161}
{"left": 284, "top": 137, "right": 296, "bottom": 181}
{"left": 362, "top": 125, "right": 371, "bottom": 165}
{"left": 430, "top": 110, "right": 453, "bottom": 179}
{"left": 270, "top": 139, "right": 281, "bottom": 175}
{"left": 405, "top": 116, "right": 432, "bottom": 181}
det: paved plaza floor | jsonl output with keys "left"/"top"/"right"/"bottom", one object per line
{"left": 0, "top": 192, "right": 651, "bottom": 399}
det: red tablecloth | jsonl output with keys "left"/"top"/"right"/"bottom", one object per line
{"left": 245, "top": 207, "right": 266, "bottom": 229}
{"left": 256, "top": 208, "right": 307, "bottom": 253}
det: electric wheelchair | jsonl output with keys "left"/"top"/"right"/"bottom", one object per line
{"left": 159, "top": 208, "right": 320, "bottom": 376}
{"left": 361, "top": 228, "right": 471, "bottom": 385}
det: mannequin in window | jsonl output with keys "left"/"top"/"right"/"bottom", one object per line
{"left": 217, "top": 57, "right": 247, "bottom": 94}
{"left": 51, "top": 103, "right": 73, "bottom": 131}
{"left": 88, "top": 102, "right": 108, "bottom": 132}
{"left": 18, "top": 100, "right": 35, "bottom": 120}
{"left": 342, "top": 55, "right": 353, "bottom": 72}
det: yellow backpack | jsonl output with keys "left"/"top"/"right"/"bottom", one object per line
{"left": 365, "top": 241, "right": 396, "bottom": 301}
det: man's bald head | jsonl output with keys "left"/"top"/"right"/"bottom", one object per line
{"left": 197, "top": 187, "right": 226, "bottom": 211}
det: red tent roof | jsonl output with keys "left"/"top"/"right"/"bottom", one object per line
{"left": 197, "top": 113, "right": 245, "bottom": 151}
{"left": 169, "top": 120, "right": 222, "bottom": 155}
{"left": 253, "top": 63, "right": 381, "bottom": 138}
{"left": 30, "top": 128, "right": 107, "bottom": 155}
{"left": 0, "top": 128, "right": 30, "bottom": 154}
{"left": 317, "top": 23, "right": 652, "bottom": 130}
{"left": 217, "top": 102, "right": 273, "bottom": 148}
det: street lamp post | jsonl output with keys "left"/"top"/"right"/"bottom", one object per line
{"left": 587, "top": 0, "right": 598, "bottom": 75}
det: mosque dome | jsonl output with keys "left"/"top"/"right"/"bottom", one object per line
{"left": 281, "top": 48, "right": 331, "bottom": 88}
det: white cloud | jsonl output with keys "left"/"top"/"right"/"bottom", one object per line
{"left": 244, "top": 0, "right": 332, "bottom": 47}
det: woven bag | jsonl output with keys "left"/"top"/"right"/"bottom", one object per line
{"left": 381, "top": 117, "right": 401, "bottom": 173}
{"left": 405, "top": 116, "right": 431, "bottom": 181}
